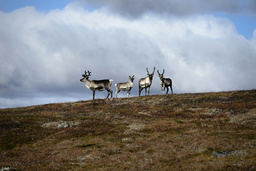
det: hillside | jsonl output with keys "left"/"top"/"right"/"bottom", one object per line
{"left": 1, "top": 90, "right": 256, "bottom": 170}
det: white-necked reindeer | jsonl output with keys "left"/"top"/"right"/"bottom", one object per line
{"left": 80, "top": 70, "right": 113, "bottom": 100}
{"left": 115, "top": 75, "right": 135, "bottom": 98}
{"left": 139, "top": 67, "right": 155, "bottom": 97}
{"left": 157, "top": 69, "right": 173, "bottom": 95}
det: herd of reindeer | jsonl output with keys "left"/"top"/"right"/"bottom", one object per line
{"left": 80, "top": 67, "right": 173, "bottom": 100}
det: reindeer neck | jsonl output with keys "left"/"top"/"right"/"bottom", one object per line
{"left": 129, "top": 80, "right": 134, "bottom": 86}
{"left": 83, "top": 78, "right": 92, "bottom": 88}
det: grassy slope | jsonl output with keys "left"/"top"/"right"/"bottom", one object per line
{"left": 0, "top": 90, "right": 256, "bottom": 170}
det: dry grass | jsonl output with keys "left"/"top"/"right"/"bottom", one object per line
{"left": 0, "top": 90, "right": 256, "bottom": 170}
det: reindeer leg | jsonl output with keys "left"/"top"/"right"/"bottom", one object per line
{"left": 106, "top": 88, "right": 113, "bottom": 99}
{"left": 171, "top": 86, "right": 173, "bottom": 94}
{"left": 93, "top": 90, "right": 95, "bottom": 100}
{"left": 115, "top": 87, "right": 118, "bottom": 98}
{"left": 115, "top": 90, "right": 120, "bottom": 98}
{"left": 148, "top": 87, "right": 150, "bottom": 96}
{"left": 106, "top": 91, "right": 110, "bottom": 99}
{"left": 139, "top": 87, "right": 142, "bottom": 97}
{"left": 110, "top": 89, "right": 113, "bottom": 99}
{"left": 145, "top": 87, "right": 147, "bottom": 96}
{"left": 166, "top": 87, "right": 169, "bottom": 94}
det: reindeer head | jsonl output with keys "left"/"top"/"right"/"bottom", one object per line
{"left": 157, "top": 69, "right": 165, "bottom": 79}
{"left": 129, "top": 75, "right": 135, "bottom": 82}
{"left": 80, "top": 70, "right": 91, "bottom": 82}
{"left": 146, "top": 67, "right": 155, "bottom": 80}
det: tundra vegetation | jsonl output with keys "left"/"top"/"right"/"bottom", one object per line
{"left": 0, "top": 90, "right": 256, "bottom": 170}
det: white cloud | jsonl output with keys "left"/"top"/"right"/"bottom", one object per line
{"left": 0, "top": 3, "right": 255, "bottom": 108}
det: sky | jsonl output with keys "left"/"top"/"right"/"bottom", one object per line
{"left": 0, "top": 0, "right": 256, "bottom": 108}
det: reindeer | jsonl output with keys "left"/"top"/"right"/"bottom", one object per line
{"left": 80, "top": 70, "right": 113, "bottom": 100}
{"left": 139, "top": 67, "right": 155, "bottom": 97}
{"left": 115, "top": 75, "right": 135, "bottom": 98}
{"left": 157, "top": 69, "right": 173, "bottom": 95}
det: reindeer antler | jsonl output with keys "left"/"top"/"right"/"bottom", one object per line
{"left": 82, "top": 71, "right": 87, "bottom": 77}
{"left": 157, "top": 69, "right": 165, "bottom": 75}
{"left": 82, "top": 70, "right": 92, "bottom": 77}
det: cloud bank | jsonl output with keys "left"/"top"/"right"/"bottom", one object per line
{"left": 0, "top": 2, "right": 256, "bottom": 108}
{"left": 81, "top": 0, "right": 256, "bottom": 18}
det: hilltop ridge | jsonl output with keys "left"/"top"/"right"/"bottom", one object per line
{"left": 0, "top": 90, "right": 256, "bottom": 170}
